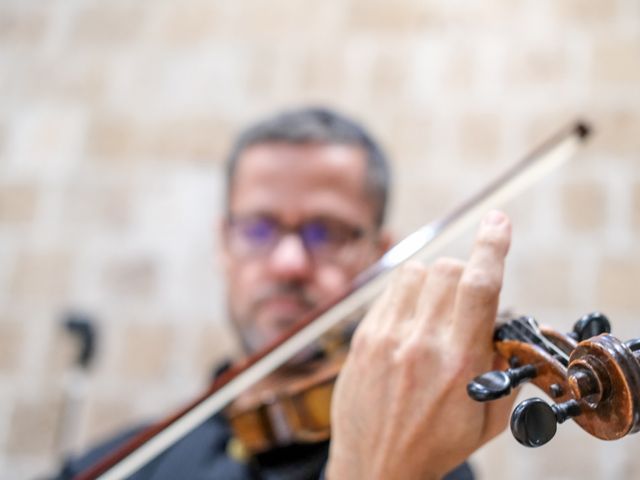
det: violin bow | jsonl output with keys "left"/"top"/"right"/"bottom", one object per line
{"left": 77, "top": 121, "right": 592, "bottom": 480}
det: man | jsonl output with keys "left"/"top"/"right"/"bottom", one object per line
{"left": 54, "top": 107, "right": 513, "bottom": 479}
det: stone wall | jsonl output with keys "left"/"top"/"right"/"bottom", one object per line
{"left": 1, "top": 0, "right": 639, "bottom": 478}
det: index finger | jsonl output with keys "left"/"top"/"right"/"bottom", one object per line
{"left": 450, "top": 210, "right": 511, "bottom": 348}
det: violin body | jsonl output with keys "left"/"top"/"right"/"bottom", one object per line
{"left": 226, "top": 350, "right": 345, "bottom": 455}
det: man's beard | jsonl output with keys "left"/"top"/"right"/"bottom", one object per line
{"left": 235, "top": 281, "right": 319, "bottom": 355}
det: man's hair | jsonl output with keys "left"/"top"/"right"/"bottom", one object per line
{"left": 224, "top": 107, "right": 391, "bottom": 227}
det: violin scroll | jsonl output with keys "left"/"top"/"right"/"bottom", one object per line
{"left": 468, "top": 313, "right": 640, "bottom": 447}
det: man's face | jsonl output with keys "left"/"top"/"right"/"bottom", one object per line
{"left": 221, "top": 141, "right": 389, "bottom": 354}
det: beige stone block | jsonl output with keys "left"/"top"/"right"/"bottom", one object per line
{"left": 592, "top": 37, "right": 640, "bottom": 85}
{"left": 10, "top": 250, "right": 71, "bottom": 300}
{"left": 247, "top": 48, "right": 279, "bottom": 98}
{"left": 101, "top": 257, "right": 158, "bottom": 301}
{"left": 300, "top": 53, "right": 345, "bottom": 96}
{"left": 69, "top": 5, "right": 144, "bottom": 47}
{"left": 387, "top": 114, "right": 434, "bottom": 164}
{"left": 229, "top": 1, "right": 312, "bottom": 39}
{"left": 7, "top": 396, "right": 61, "bottom": 456}
{"left": 7, "top": 106, "right": 85, "bottom": 176}
{"left": 5, "top": 54, "right": 105, "bottom": 106}
{"left": 149, "top": 118, "right": 233, "bottom": 162}
{"left": 0, "top": 121, "right": 6, "bottom": 154}
{"left": 521, "top": 111, "right": 585, "bottom": 148}
{"left": 84, "top": 397, "right": 135, "bottom": 448}
{"left": 631, "top": 181, "right": 640, "bottom": 230}
{"left": 561, "top": 180, "right": 607, "bottom": 231}
{"left": 86, "top": 116, "right": 143, "bottom": 160}
{"left": 588, "top": 108, "right": 640, "bottom": 156}
{"left": 458, "top": 112, "right": 502, "bottom": 163}
{"left": 62, "top": 181, "right": 132, "bottom": 231}
{"left": 155, "top": 2, "right": 224, "bottom": 45}
{"left": 347, "top": 0, "right": 431, "bottom": 33}
{"left": 0, "top": 183, "right": 38, "bottom": 223}
{"left": 194, "top": 323, "right": 240, "bottom": 380}
{"left": 443, "top": 1, "right": 523, "bottom": 26}
{"left": 596, "top": 255, "right": 640, "bottom": 310}
{"left": 46, "top": 321, "right": 83, "bottom": 376}
{"left": 87, "top": 116, "right": 232, "bottom": 163}
{"left": 0, "top": 7, "right": 48, "bottom": 46}
{"left": 44, "top": 53, "right": 107, "bottom": 106}
{"left": 554, "top": 0, "right": 618, "bottom": 23}
{"left": 370, "top": 50, "right": 408, "bottom": 95}
{"left": 510, "top": 254, "right": 573, "bottom": 309}
{"left": 507, "top": 47, "right": 569, "bottom": 87}
{"left": 529, "top": 425, "right": 610, "bottom": 479}
{"left": 227, "top": 2, "right": 275, "bottom": 36}
{"left": 389, "top": 177, "right": 457, "bottom": 235}
{"left": 443, "top": 48, "right": 475, "bottom": 92}
{"left": 118, "top": 323, "right": 173, "bottom": 380}
{"left": 0, "top": 321, "right": 25, "bottom": 372}
{"left": 620, "top": 435, "right": 640, "bottom": 478}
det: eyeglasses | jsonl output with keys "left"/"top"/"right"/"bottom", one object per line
{"left": 225, "top": 214, "right": 371, "bottom": 262}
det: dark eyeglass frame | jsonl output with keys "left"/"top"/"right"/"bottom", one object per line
{"left": 224, "top": 213, "right": 373, "bottom": 262}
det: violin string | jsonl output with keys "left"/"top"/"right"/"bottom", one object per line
{"left": 514, "top": 317, "right": 570, "bottom": 365}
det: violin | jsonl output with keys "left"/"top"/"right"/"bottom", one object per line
{"left": 228, "top": 312, "right": 640, "bottom": 455}
{"left": 73, "top": 120, "right": 605, "bottom": 479}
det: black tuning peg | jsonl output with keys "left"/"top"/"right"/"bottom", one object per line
{"left": 625, "top": 338, "right": 640, "bottom": 353}
{"left": 467, "top": 364, "right": 537, "bottom": 402}
{"left": 510, "top": 398, "right": 582, "bottom": 447}
{"left": 570, "top": 312, "right": 611, "bottom": 342}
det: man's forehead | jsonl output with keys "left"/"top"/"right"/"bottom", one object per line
{"left": 237, "top": 141, "right": 366, "bottom": 175}
{"left": 229, "top": 141, "right": 374, "bottom": 221}
{"left": 232, "top": 141, "right": 368, "bottom": 196}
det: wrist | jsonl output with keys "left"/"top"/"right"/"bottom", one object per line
{"left": 326, "top": 454, "right": 442, "bottom": 480}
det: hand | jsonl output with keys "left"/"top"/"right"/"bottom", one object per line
{"left": 327, "top": 210, "right": 515, "bottom": 480}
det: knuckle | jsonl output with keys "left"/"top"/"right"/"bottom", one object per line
{"left": 351, "top": 327, "right": 397, "bottom": 357}
{"left": 398, "top": 261, "right": 427, "bottom": 281}
{"left": 459, "top": 268, "right": 501, "bottom": 298}
{"left": 392, "top": 342, "right": 427, "bottom": 387}
{"left": 392, "top": 335, "right": 441, "bottom": 369}
{"left": 393, "top": 340, "right": 421, "bottom": 365}
{"left": 445, "top": 351, "right": 472, "bottom": 380}
{"left": 476, "top": 227, "right": 508, "bottom": 253}
{"left": 350, "top": 327, "right": 372, "bottom": 355}
{"left": 431, "top": 257, "right": 464, "bottom": 277}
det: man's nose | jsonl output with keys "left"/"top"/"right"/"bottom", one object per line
{"left": 267, "top": 233, "right": 313, "bottom": 280}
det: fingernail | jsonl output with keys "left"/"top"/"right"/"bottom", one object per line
{"left": 483, "top": 210, "right": 506, "bottom": 226}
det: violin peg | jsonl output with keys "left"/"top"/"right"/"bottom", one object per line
{"left": 467, "top": 364, "right": 537, "bottom": 402}
{"left": 624, "top": 338, "right": 640, "bottom": 353}
{"left": 510, "top": 398, "right": 557, "bottom": 447}
{"left": 571, "top": 312, "right": 611, "bottom": 342}
{"left": 510, "top": 398, "right": 582, "bottom": 447}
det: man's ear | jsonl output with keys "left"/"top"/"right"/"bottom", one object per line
{"left": 217, "top": 216, "right": 232, "bottom": 270}
{"left": 376, "top": 228, "right": 393, "bottom": 257}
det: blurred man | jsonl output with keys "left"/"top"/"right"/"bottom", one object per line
{"left": 54, "top": 107, "right": 513, "bottom": 479}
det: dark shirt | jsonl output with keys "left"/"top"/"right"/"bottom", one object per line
{"left": 53, "top": 412, "right": 473, "bottom": 479}
{"left": 53, "top": 360, "right": 474, "bottom": 479}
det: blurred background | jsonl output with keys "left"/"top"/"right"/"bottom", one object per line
{"left": 1, "top": 0, "right": 639, "bottom": 478}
